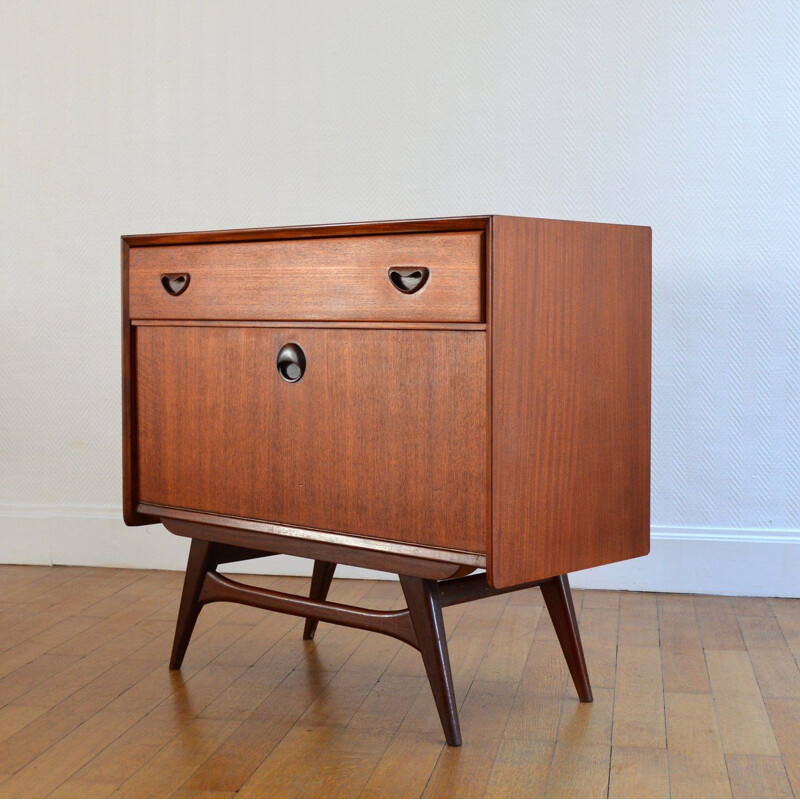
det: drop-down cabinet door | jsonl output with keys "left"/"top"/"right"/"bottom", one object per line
{"left": 134, "top": 325, "right": 488, "bottom": 555}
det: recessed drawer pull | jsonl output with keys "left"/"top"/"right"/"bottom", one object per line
{"left": 388, "top": 267, "right": 429, "bottom": 294}
{"left": 276, "top": 343, "right": 306, "bottom": 383}
{"left": 161, "top": 273, "right": 190, "bottom": 296}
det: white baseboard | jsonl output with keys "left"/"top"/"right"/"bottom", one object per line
{"left": 1, "top": 505, "right": 798, "bottom": 597}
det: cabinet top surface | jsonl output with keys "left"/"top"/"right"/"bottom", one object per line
{"left": 122, "top": 215, "right": 650, "bottom": 247}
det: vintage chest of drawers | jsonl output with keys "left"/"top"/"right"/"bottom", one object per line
{"left": 122, "top": 215, "right": 651, "bottom": 745}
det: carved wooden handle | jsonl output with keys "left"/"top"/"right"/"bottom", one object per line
{"left": 388, "top": 267, "right": 429, "bottom": 294}
{"left": 161, "top": 273, "right": 190, "bottom": 296}
{"left": 277, "top": 343, "right": 306, "bottom": 383}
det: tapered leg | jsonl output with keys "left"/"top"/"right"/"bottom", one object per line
{"left": 400, "top": 575, "right": 461, "bottom": 746}
{"left": 541, "top": 573, "right": 593, "bottom": 702}
{"left": 303, "top": 560, "right": 337, "bottom": 640}
{"left": 170, "top": 538, "right": 218, "bottom": 670}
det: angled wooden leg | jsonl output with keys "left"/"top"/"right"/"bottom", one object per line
{"left": 303, "top": 560, "right": 337, "bottom": 640}
{"left": 541, "top": 573, "right": 593, "bottom": 702}
{"left": 170, "top": 538, "right": 218, "bottom": 670}
{"left": 400, "top": 574, "right": 461, "bottom": 746}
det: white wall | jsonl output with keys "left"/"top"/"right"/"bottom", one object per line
{"left": 1, "top": 1, "right": 797, "bottom": 595}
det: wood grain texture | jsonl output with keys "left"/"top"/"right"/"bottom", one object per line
{"left": 489, "top": 215, "right": 651, "bottom": 587}
{"left": 302, "top": 560, "right": 337, "bottom": 640}
{"left": 122, "top": 215, "right": 491, "bottom": 247}
{"left": 125, "top": 215, "right": 652, "bottom": 586}
{"left": 121, "top": 240, "right": 157, "bottom": 527}
{"left": 169, "top": 539, "right": 219, "bottom": 670}
{"left": 136, "top": 326, "right": 487, "bottom": 553}
{"left": 132, "top": 320, "right": 486, "bottom": 330}
{"left": 129, "top": 232, "right": 484, "bottom": 322}
{"left": 156, "top": 514, "right": 483, "bottom": 578}
{"left": 199, "top": 571, "right": 418, "bottom": 648}
{"left": 0, "top": 567, "right": 798, "bottom": 798}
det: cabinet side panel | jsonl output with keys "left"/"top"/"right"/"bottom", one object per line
{"left": 489, "top": 217, "right": 651, "bottom": 587}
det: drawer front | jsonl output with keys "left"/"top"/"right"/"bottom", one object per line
{"left": 129, "top": 232, "right": 484, "bottom": 322}
{"left": 135, "top": 326, "right": 487, "bottom": 553}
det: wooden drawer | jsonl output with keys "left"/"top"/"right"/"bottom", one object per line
{"left": 129, "top": 231, "right": 484, "bottom": 322}
{"left": 135, "top": 326, "right": 488, "bottom": 553}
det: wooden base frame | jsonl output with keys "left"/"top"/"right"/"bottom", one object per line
{"left": 168, "top": 531, "right": 592, "bottom": 746}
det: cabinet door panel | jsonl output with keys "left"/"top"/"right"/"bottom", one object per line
{"left": 135, "top": 326, "right": 487, "bottom": 554}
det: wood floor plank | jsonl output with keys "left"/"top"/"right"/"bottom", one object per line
{"left": 0, "top": 709, "right": 142, "bottom": 797}
{"left": 0, "top": 566, "right": 796, "bottom": 799}
{"left": 748, "top": 644, "right": 800, "bottom": 699}
{"left": 173, "top": 719, "right": 288, "bottom": 798}
{"left": 362, "top": 596, "right": 512, "bottom": 799}
{"left": 0, "top": 639, "right": 51, "bottom": 680}
{"left": 10, "top": 620, "right": 167, "bottom": 709}
{"left": 57, "top": 704, "right": 229, "bottom": 793}
{"left": 713, "top": 693, "right": 780, "bottom": 756}
{"left": 29, "top": 612, "right": 111, "bottom": 649}
{"left": 114, "top": 718, "right": 240, "bottom": 798}
{"left": 203, "top": 607, "right": 300, "bottom": 669}
{"left": 1, "top": 570, "right": 148, "bottom": 645}
{"left": 612, "top": 689, "right": 667, "bottom": 749}
{"left": 484, "top": 739, "right": 555, "bottom": 798}
{"left": 764, "top": 697, "right": 800, "bottom": 796}
{"left": 544, "top": 742, "right": 611, "bottom": 798}
{"left": 347, "top": 673, "right": 423, "bottom": 736}
{"left": 665, "top": 692, "right": 732, "bottom": 798}
{"left": 657, "top": 593, "right": 697, "bottom": 614}
{"left": 618, "top": 591, "right": 660, "bottom": 647}
{"left": 705, "top": 649, "right": 763, "bottom": 697}
{"left": 576, "top": 605, "right": 620, "bottom": 649}
{"left": 359, "top": 730, "right": 444, "bottom": 798}
{"left": 658, "top": 609, "right": 711, "bottom": 694}
{"left": 732, "top": 597, "right": 774, "bottom": 617}
{"left": 0, "top": 602, "right": 52, "bottom": 635}
{"left": 504, "top": 640, "right": 569, "bottom": 742}
{"left": 609, "top": 746, "right": 670, "bottom": 799}
{"left": 737, "top": 612, "right": 787, "bottom": 649}
{"left": 22, "top": 623, "right": 250, "bottom": 792}
{"left": 198, "top": 613, "right": 342, "bottom": 724}
{"left": 725, "top": 754, "right": 793, "bottom": 799}
{"left": 0, "top": 651, "right": 81, "bottom": 706}
{"left": 0, "top": 654, "right": 160, "bottom": 774}
{"left": 63, "top": 618, "right": 314, "bottom": 794}
{"left": 616, "top": 645, "right": 663, "bottom": 695}
{"left": 197, "top": 663, "right": 291, "bottom": 722}
{"left": 237, "top": 724, "right": 393, "bottom": 798}
{"left": 176, "top": 668, "right": 339, "bottom": 796}
{"left": 358, "top": 686, "right": 448, "bottom": 796}
{"left": 557, "top": 686, "right": 615, "bottom": 747}
{"left": 422, "top": 680, "right": 518, "bottom": 798}
{"left": 771, "top": 599, "right": 800, "bottom": 661}
{"left": 577, "top": 643, "right": 617, "bottom": 692}
{"left": 51, "top": 590, "right": 176, "bottom": 656}
{"left": 581, "top": 590, "right": 620, "bottom": 609}
{"left": 506, "top": 585, "right": 545, "bottom": 607}
{"left": 696, "top": 598, "right": 747, "bottom": 651}
{"left": 0, "top": 704, "right": 47, "bottom": 746}
{"left": 475, "top": 602, "right": 542, "bottom": 684}
{"left": 296, "top": 649, "right": 391, "bottom": 730}
{"left": 47, "top": 777, "right": 119, "bottom": 798}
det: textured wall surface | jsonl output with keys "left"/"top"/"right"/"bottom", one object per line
{"left": 1, "top": 1, "right": 797, "bottom": 592}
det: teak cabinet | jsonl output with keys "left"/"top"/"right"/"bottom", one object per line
{"left": 122, "top": 215, "right": 651, "bottom": 745}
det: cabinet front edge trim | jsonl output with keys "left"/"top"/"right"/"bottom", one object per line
{"left": 138, "top": 504, "right": 487, "bottom": 568}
